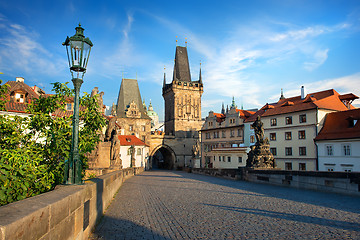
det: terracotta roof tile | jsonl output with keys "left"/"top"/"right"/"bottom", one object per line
{"left": 118, "top": 135, "right": 147, "bottom": 146}
{"left": 248, "top": 89, "right": 356, "bottom": 120}
{"left": 315, "top": 108, "right": 360, "bottom": 141}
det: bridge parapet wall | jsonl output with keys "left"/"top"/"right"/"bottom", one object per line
{"left": 192, "top": 168, "right": 360, "bottom": 196}
{"left": 0, "top": 167, "right": 144, "bottom": 240}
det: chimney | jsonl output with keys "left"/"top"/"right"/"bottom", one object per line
{"left": 301, "top": 86, "right": 305, "bottom": 100}
{"left": 16, "top": 77, "right": 24, "bottom": 83}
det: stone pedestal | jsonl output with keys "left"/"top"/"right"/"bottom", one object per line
{"left": 246, "top": 143, "right": 276, "bottom": 168}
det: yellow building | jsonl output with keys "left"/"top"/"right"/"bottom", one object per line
{"left": 201, "top": 102, "right": 255, "bottom": 169}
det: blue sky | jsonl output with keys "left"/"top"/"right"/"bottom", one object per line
{"left": 1, "top": 0, "right": 360, "bottom": 120}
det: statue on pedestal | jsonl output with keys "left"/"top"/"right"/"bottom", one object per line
{"left": 246, "top": 116, "right": 275, "bottom": 168}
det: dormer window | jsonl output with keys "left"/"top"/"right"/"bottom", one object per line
{"left": 15, "top": 93, "right": 25, "bottom": 103}
{"left": 66, "top": 103, "right": 72, "bottom": 111}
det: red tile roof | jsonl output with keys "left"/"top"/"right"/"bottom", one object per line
{"left": 315, "top": 108, "right": 360, "bottom": 141}
{"left": 118, "top": 135, "right": 147, "bottom": 146}
{"left": 3, "top": 81, "right": 40, "bottom": 113}
{"left": 213, "top": 113, "right": 225, "bottom": 123}
{"left": 235, "top": 109, "right": 256, "bottom": 119}
{"left": 246, "top": 89, "right": 357, "bottom": 122}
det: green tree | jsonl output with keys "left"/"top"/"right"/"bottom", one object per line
{"left": 0, "top": 82, "right": 105, "bottom": 206}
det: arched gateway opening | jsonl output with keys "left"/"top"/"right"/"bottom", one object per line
{"left": 150, "top": 145, "right": 176, "bottom": 170}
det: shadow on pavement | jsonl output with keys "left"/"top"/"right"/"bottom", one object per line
{"left": 141, "top": 170, "right": 360, "bottom": 214}
{"left": 202, "top": 203, "right": 360, "bottom": 232}
{"left": 89, "top": 216, "right": 171, "bottom": 240}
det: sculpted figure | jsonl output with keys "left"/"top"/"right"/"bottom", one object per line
{"left": 110, "top": 133, "right": 120, "bottom": 162}
{"left": 252, "top": 116, "right": 264, "bottom": 144}
{"left": 104, "top": 117, "right": 117, "bottom": 142}
{"left": 192, "top": 140, "right": 200, "bottom": 158}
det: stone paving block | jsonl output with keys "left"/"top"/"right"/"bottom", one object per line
{"left": 90, "top": 170, "right": 360, "bottom": 240}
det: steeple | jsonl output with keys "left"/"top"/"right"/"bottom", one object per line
{"left": 172, "top": 46, "right": 191, "bottom": 82}
{"left": 279, "top": 88, "right": 285, "bottom": 100}
{"left": 230, "top": 96, "right": 237, "bottom": 109}
{"left": 163, "top": 66, "right": 166, "bottom": 87}
{"left": 221, "top": 102, "right": 225, "bottom": 114}
{"left": 199, "top": 61, "right": 202, "bottom": 84}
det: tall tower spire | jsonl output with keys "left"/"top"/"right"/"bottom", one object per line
{"left": 163, "top": 66, "right": 166, "bottom": 87}
{"left": 199, "top": 61, "right": 202, "bottom": 84}
{"left": 172, "top": 46, "right": 191, "bottom": 82}
{"left": 280, "top": 88, "right": 285, "bottom": 100}
{"left": 221, "top": 102, "right": 225, "bottom": 114}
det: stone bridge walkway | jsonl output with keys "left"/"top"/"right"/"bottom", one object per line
{"left": 90, "top": 171, "right": 360, "bottom": 239}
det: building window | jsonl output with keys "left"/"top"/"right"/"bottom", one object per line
{"left": 238, "top": 157, "right": 242, "bottom": 163}
{"left": 142, "top": 125, "right": 146, "bottom": 131}
{"left": 209, "top": 121, "right": 213, "bottom": 126}
{"left": 270, "top": 118, "right": 277, "bottom": 126}
{"left": 230, "top": 130, "right": 235, "bottom": 137}
{"left": 270, "top": 133, "right": 276, "bottom": 141}
{"left": 141, "top": 136, "right": 146, "bottom": 142}
{"left": 228, "top": 156, "right": 231, "bottom": 162}
{"left": 299, "top": 163, "right": 306, "bottom": 171}
{"left": 230, "top": 119, "right": 235, "bottom": 124}
{"left": 299, "top": 147, "right": 307, "bottom": 156}
{"left": 285, "top": 162, "right": 292, "bottom": 170}
{"left": 299, "top": 114, "right": 306, "bottom": 123}
{"left": 129, "top": 125, "right": 134, "bottom": 131}
{"left": 250, "top": 135, "right": 255, "bottom": 143}
{"left": 137, "top": 148, "right": 141, "bottom": 155}
{"left": 270, "top": 148, "right": 277, "bottom": 156}
{"left": 223, "top": 156, "right": 225, "bottom": 162}
{"left": 237, "top": 129, "right": 242, "bottom": 137}
{"left": 127, "top": 148, "right": 132, "bottom": 155}
{"left": 327, "top": 168, "right": 334, "bottom": 172}
{"left": 219, "top": 156, "right": 221, "bottom": 161}
{"left": 342, "top": 144, "right": 351, "bottom": 156}
{"left": 66, "top": 103, "right": 72, "bottom": 110}
{"left": 298, "top": 130, "right": 306, "bottom": 139}
{"left": 222, "top": 131, "right": 226, "bottom": 138}
{"left": 285, "top": 147, "right": 292, "bottom": 156}
{"left": 15, "top": 93, "right": 25, "bottom": 103}
{"left": 326, "top": 145, "right": 333, "bottom": 156}
{"left": 286, "top": 116, "right": 292, "bottom": 125}
{"left": 285, "top": 132, "right": 292, "bottom": 140}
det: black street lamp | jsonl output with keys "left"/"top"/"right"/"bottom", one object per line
{"left": 63, "top": 24, "right": 93, "bottom": 184}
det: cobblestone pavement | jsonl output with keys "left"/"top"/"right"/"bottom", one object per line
{"left": 90, "top": 170, "right": 360, "bottom": 239}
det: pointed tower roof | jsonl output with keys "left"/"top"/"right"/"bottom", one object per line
{"left": 230, "top": 97, "right": 237, "bottom": 109}
{"left": 172, "top": 46, "right": 191, "bottom": 82}
{"left": 199, "top": 61, "right": 202, "bottom": 84}
{"left": 279, "top": 88, "right": 285, "bottom": 100}
{"left": 221, "top": 102, "right": 225, "bottom": 114}
{"left": 116, "top": 78, "right": 150, "bottom": 119}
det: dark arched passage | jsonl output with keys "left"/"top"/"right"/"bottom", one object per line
{"left": 150, "top": 145, "right": 176, "bottom": 170}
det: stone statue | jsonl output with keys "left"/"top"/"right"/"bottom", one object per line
{"left": 110, "top": 133, "right": 120, "bottom": 166}
{"left": 104, "top": 117, "right": 117, "bottom": 142}
{"left": 192, "top": 140, "right": 200, "bottom": 158}
{"left": 111, "top": 102, "right": 117, "bottom": 116}
{"left": 252, "top": 116, "right": 264, "bottom": 144}
{"left": 90, "top": 87, "right": 104, "bottom": 112}
{"left": 246, "top": 116, "right": 275, "bottom": 168}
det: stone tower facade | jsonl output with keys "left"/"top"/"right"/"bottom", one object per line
{"left": 163, "top": 46, "right": 204, "bottom": 137}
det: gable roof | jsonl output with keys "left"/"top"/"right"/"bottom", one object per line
{"left": 118, "top": 135, "right": 148, "bottom": 146}
{"left": 315, "top": 108, "right": 360, "bottom": 141}
{"left": 115, "top": 78, "right": 150, "bottom": 119}
{"left": 3, "top": 80, "right": 41, "bottom": 113}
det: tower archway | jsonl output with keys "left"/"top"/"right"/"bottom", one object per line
{"left": 150, "top": 145, "right": 176, "bottom": 170}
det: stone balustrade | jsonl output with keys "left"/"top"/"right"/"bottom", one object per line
{"left": 0, "top": 167, "right": 144, "bottom": 240}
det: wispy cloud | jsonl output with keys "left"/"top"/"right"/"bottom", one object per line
{"left": 269, "top": 73, "right": 360, "bottom": 104}
{"left": 0, "top": 20, "right": 64, "bottom": 77}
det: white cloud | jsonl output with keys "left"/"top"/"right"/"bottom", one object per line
{"left": 303, "top": 48, "right": 329, "bottom": 71}
{"left": 0, "top": 21, "right": 64, "bottom": 76}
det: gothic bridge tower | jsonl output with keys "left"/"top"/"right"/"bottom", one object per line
{"left": 149, "top": 45, "right": 203, "bottom": 169}
{"left": 163, "top": 45, "right": 204, "bottom": 136}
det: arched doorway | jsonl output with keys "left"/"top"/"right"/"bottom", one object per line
{"left": 150, "top": 145, "right": 176, "bottom": 170}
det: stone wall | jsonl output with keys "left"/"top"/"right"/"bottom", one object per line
{"left": 0, "top": 167, "right": 144, "bottom": 240}
{"left": 192, "top": 168, "right": 360, "bottom": 196}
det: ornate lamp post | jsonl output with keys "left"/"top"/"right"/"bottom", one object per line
{"left": 63, "top": 24, "right": 93, "bottom": 184}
